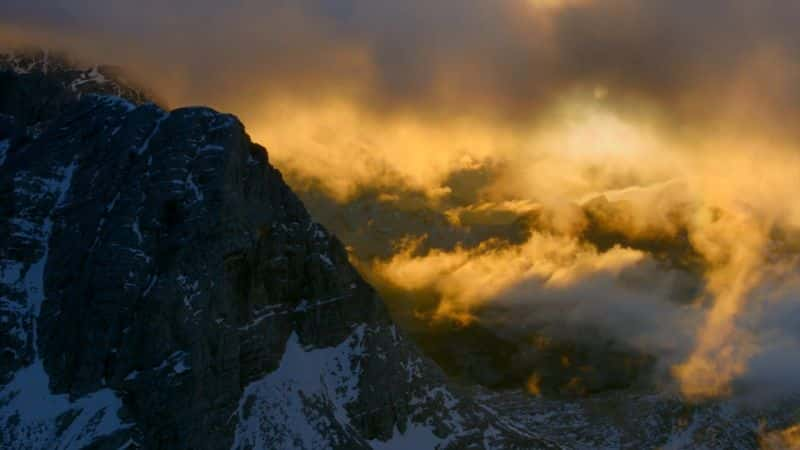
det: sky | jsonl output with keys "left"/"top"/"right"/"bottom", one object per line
{"left": 4, "top": 0, "right": 800, "bottom": 399}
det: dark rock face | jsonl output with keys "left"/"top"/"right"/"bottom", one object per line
{"left": 0, "top": 53, "right": 555, "bottom": 449}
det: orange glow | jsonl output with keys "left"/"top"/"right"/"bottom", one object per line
{"left": 339, "top": 101, "right": 800, "bottom": 399}
{"left": 526, "top": 373, "right": 543, "bottom": 397}
{"left": 760, "top": 424, "right": 800, "bottom": 450}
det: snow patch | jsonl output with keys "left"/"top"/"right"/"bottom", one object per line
{"left": 0, "top": 360, "right": 130, "bottom": 449}
{"left": 230, "top": 326, "right": 367, "bottom": 450}
{"left": 134, "top": 112, "right": 169, "bottom": 155}
{"left": 186, "top": 171, "right": 203, "bottom": 202}
{"left": 92, "top": 94, "right": 135, "bottom": 112}
{"left": 130, "top": 218, "right": 143, "bottom": 244}
{"left": 1, "top": 260, "right": 24, "bottom": 287}
{"left": 106, "top": 192, "right": 121, "bottom": 212}
{"left": 293, "top": 294, "right": 352, "bottom": 313}
{"left": 0, "top": 139, "right": 9, "bottom": 166}
{"left": 197, "top": 144, "right": 224, "bottom": 154}
{"left": 154, "top": 351, "right": 191, "bottom": 375}
{"left": 318, "top": 253, "right": 334, "bottom": 268}
{"left": 401, "top": 356, "right": 424, "bottom": 383}
{"left": 124, "top": 370, "right": 140, "bottom": 381}
{"left": 0, "top": 158, "right": 129, "bottom": 448}
{"left": 173, "top": 359, "right": 190, "bottom": 374}
{"left": 24, "top": 160, "right": 77, "bottom": 322}
{"left": 142, "top": 274, "right": 158, "bottom": 298}
{"left": 369, "top": 422, "right": 444, "bottom": 450}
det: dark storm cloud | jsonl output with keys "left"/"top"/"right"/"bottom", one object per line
{"left": 3, "top": 0, "right": 800, "bottom": 131}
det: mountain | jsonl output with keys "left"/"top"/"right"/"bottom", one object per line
{"left": 0, "top": 51, "right": 798, "bottom": 450}
{"left": 0, "top": 51, "right": 554, "bottom": 449}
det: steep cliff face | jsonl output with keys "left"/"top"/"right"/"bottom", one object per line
{"left": 0, "top": 53, "right": 556, "bottom": 449}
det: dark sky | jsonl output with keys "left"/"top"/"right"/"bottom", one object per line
{"left": 3, "top": 0, "right": 800, "bottom": 134}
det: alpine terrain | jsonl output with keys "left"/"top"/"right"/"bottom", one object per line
{"left": 0, "top": 52, "right": 798, "bottom": 449}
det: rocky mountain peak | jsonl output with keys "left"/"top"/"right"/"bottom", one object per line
{"left": 0, "top": 53, "right": 550, "bottom": 449}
